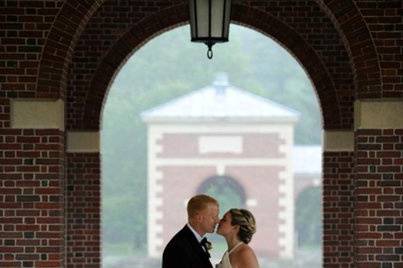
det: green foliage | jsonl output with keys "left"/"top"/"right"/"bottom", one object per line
{"left": 295, "top": 187, "right": 322, "bottom": 247}
{"left": 102, "top": 25, "right": 322, "bottom": 253}
{"left": 199, "top": 176, "right": 244, "bottom": 216}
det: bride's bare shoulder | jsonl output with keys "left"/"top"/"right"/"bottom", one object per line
{"left": 233, "top": 244, "right": 259, "bottom": 268}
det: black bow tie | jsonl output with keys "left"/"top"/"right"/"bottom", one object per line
{"left": 200, "top": 237, "right": 211, "bottom": 258}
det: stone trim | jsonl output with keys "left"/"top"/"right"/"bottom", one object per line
{"left": 146, "top": 124, "right": 295, "bottom": 133}
{"left": 277, "top": 169, "right": 294, "bottom": 259}
{"left": 355, "top": 99, "right": 403, "bottom": 129}
{"left": 323, "top": 131, "right": 354, "bottom": 152}
{"left": 148, "top": 130, "right": 164, "bottom": 257}
{"left": 153, "top": 158, "right": 288, "bottom": 166}
{"left": 66, "top": 131, "right": 99, "bottom": 152}
{"left": 10, "top": 99, "right": 64, "bottom": 130}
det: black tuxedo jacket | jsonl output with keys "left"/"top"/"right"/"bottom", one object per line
{"left": 162, "top": 225, "right": 213, "bottom": 268}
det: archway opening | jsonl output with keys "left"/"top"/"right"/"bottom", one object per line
{"left": 101, "top": 24, "right": 323, "bottom": 268}
{"left": 197, "top": 175, "right": 246, "bottom": 212}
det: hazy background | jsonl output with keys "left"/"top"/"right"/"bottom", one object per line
{"left": 101, "top": 24, "right": 322, "bottom": 268}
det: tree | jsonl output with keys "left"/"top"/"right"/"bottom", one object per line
{"left": 295, "top": 187, "right": 322, "bottom": 248}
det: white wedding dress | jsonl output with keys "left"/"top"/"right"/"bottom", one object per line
{"left": 215, "top": 242, "right": 243, "bottom": 268}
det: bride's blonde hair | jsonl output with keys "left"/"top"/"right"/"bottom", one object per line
{"left": 229, "top": 209, "right": 256, "bottom": 244}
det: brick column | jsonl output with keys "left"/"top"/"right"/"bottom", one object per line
{"left": 65, "top": 132, "right": 100, "bottom": 268}
{"left": 323, "top": 131, "right": 355, "bottom": 267}
{"left": 0, "top": 100, "right": 65, "bottom": 267}
{"left": 353, "top": 100, "right": 403, "bottom": 267}
{"left": 0, "top": 98, "right": 10, "bottom": 128}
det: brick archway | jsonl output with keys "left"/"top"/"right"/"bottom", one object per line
{"left": 197, "top": 175, "right": 247, "bottom": 205}
{"left": 73, "top": 2, "right": 354, "bottom": 266}
{"left": 36, "top": 0, "right": 103, "bottom": 98}
{"left": 82, "top": 4, "right": 188, "bottom": 129}
{"left": 33, "top": 0, "right": 390, "bottom": 128}
{"left": 36, "top": 1, "right": 383, "bottom": 124}
{"left": 313, "top": 0, "right": 382, "bottom": 98}
{"left": 81, "top": 4, "right": 343, "bottom": 130}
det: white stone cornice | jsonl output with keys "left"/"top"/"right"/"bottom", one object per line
{"left": 11, "top": 99, "right": 64, "bottom": 130}
{"left": 323, "top": 130, "right": 354, "bottom": 152}
{"left": 154, "top": 158, "right": 288, "bottom": 166}
{"left": 355, "top": 99, "right": 403, "bottom": 129}
{"left": 66, "top": 131, "right": 100, "bottom": 153}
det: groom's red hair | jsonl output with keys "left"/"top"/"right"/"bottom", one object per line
{"left": 187, "top": 194, "right": 218, "bottom": 218}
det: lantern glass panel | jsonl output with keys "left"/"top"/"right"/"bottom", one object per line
{"left": 198, "top": 0, "right": 210, "bottom": 38}
{"left": 211, "top": 0, "right": 224, "bottom": 38}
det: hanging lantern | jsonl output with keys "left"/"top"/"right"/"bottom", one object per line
{"left": 189, "top": 0, "right": 232, "bottom": 59}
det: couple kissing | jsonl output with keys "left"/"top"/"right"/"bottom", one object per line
{"left": 162, "top": 194, "right": 259, "bottom": 268}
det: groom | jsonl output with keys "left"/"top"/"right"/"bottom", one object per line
{"left": 162, "top": 194, "right": 220, "bottom": 268}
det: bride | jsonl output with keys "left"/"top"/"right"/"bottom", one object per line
{"left": 216, "top": 209, "right": 259, "bottom": 268}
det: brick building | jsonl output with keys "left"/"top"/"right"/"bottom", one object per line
{"left": 142, "top": 75, "right": 298, "bottom": 259}
{"left": 0, "top": 1, "right": 402, "bottom": 267}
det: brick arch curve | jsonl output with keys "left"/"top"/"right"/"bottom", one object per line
{"left": 196, "top": 175, "right": 247, "bottom": 206}
{"left": 231, "top": 4, "right": 341, "bottom": 129}
{"left": 82, "top": 3, "right": 341, "bottom": 130}
{"left": 36, "top": 0, "right": 104, "bottom": 98}
{"left": 82, "top": 4, "right": 189, "bottom": 128}
{"left": 314, "top": 0, "right": 381, "bottom": 98}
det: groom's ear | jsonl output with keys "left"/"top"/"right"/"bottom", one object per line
{"left": 194, "top": 212, "right": 203, "bottom": 222}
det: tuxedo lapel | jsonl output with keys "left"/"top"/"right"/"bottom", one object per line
{"left": 182, "top": 225, "right": 212, "bottom": 266}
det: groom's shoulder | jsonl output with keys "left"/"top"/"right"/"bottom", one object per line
{"left": 163, "top": 226, "right": 191, "bottom": 259}
{"left": 166, "top": 225, "right": 189, "bottom": 245}
{"left": 171, "top": 225, "right": 190, "bottom": 241}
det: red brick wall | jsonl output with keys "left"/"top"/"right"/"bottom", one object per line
{"left": 0, "top": 99, "right": 10, "bottom": 128}
{"left": 354, "top": 129, "right": 403, "bottom": 267}
{"left": 0, "top": 0, "right": 63, "bottom": 99}
{"left": 66, "top": 153, "right": 100, "bottom": 268}
{"left": 316, "top": 0, "right": 382, "bottom": 99}
{"left": 158, "top": 133, "right": 285, "bottom": 158}
{"left": 323, "top": 151, "right": 355, "bottom": 267}
{"left": 37, "top": 0, "right": 99, "bottom": 99}
{"left": 0, "top": 129, "right": 65, "bottom": 268}
{"left": 356, "top": 1, "right": 403, "bottom": 98}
